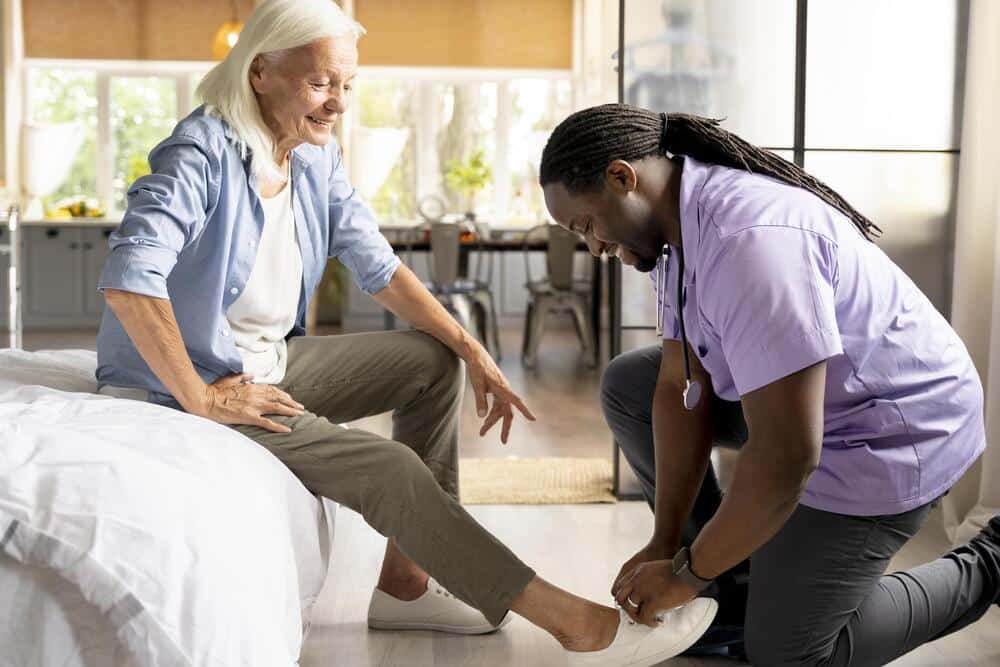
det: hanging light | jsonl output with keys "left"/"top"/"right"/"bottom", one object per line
{"left": 212, "top": 0, "right": 244, "bottom": 61}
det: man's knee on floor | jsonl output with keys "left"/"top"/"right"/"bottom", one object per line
{"left": 745, "top": 626, "right": 833, "bottom": 667}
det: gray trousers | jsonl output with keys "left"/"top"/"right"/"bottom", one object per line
{"left": 231, "top": 331, "right": 535, "bottom": 626}
{"left": 602, "top": 345, "right": 1000, "bottom": 667}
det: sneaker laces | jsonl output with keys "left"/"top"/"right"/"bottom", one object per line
{"left": 434, "top": 586, "right": 457, "bottom": 600}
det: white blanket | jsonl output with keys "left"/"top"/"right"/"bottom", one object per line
{"left": 0, "top": 350, "right": 333, "bottom": 666}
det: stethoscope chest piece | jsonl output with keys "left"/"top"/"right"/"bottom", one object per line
{"left": 683, "top": 378, "right": 702, "bottom": 411}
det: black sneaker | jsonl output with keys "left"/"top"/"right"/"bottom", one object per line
{"left": 681, "top": 622, "right": 745, "bottom": 658}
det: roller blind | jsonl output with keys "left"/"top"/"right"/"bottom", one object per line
{"left": 23, "top": 0, "right": 256, "bottom": 61}
{"left": 354, "top": 0, "right": 573, "bottom": 69}
{"left": 25, "top": 0, "right": 574, "bottom": 69}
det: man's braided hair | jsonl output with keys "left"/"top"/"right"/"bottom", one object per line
{"left": 539, "top": 103, "right": 881, "bottom": 241}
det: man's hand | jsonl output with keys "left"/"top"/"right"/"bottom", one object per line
{"left": 465, "top": 344, "right": 535, "bottom": 443}
{"left": 611, "top": 540, "right": 672, "bottom": 598}
{"left": 192, "top": 374, "right": 305, "bottom": 434}
{"left": 613, "top": 559, "right": 699, "bottom": 627}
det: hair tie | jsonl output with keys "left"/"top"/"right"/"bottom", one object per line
{"left": 660, "top": 112, "right": 670, "bottom": 151}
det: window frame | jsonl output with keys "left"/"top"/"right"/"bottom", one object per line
{"left": 350, "top": 65, "right": 574, "bottom": 223}
{"left": 23, "top": 58, "right": 213, "bottom": 215}
{"left": 23, "top": 59, "right": 576, "bottom": 222}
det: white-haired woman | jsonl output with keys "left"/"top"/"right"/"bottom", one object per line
{"left": 95, "top": 0, "right": 715, "bottom": 662}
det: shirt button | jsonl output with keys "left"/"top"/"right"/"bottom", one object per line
{"left": 221, "top": 329, "right": 229, "bottom": 337}
{"left": 230, "top": 287, "right": 238, "bottom": 295}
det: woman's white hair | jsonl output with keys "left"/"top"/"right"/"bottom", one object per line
{"left": 197, "top": 0, "right": 364, "bottom": 181}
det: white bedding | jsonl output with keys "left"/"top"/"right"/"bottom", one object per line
{"left": 0, "top": 349, "right": 336, "bottom": 666}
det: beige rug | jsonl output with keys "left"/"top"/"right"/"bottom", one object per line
{"left": 459, "top": 457, "right": 616, "bottom": 505}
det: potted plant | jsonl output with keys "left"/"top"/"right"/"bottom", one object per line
{"left": 445, "top": 149, "right": 491, "bottom": 221}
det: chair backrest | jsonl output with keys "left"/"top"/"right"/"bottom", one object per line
{"left": 428, "top": 222, "right": 464, "bottom": 285}
{"left": 546, "top": 225, "right": 579, "bottom": 290}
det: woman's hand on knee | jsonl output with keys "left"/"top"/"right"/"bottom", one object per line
{"left": 193, "top": 373, "right": 306, "bottom": 433}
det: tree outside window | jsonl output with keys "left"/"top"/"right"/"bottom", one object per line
{"left": 110, "top": 77, "right": 178, "bottom": 213}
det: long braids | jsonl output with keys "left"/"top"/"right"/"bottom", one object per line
{"left": 539, "top": 103, "right": 881, "bottom": 241}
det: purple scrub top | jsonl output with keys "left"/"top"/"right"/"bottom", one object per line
{"left": 652, "top": 157, "right": 985, "bottom": 516}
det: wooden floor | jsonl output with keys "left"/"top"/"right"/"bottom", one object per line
{"left": 21, "top": 325, "right": 1000, "bottom": 665}
{"left": 302, "top": 503, "right": 1000, "bottom": 667}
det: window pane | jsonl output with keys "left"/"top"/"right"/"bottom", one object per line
{"left": 352, "top": 79, "right": 418, "bottom": 219}
{"left": 623, "top": 0, "right": 796, "bottom": 148}
{"left": 434, "top": 82, "right": 498, "bottom": 218}
{"left": 804, "top": 151, "right": 957, "bottom": 314}
{"left": 508, "top": 78, "right": 573, "bottom": 223}
{"left": 189, "top": 71, "right": 212, "bottom": 113}
{"left": 806, "top": 0, "right": 965, "bottom": 150}
{"left": 27, "top": 69, "right": 98, "bottom": 204}
{"left": 110, "top": 77, "right": 179, "bottom": 213}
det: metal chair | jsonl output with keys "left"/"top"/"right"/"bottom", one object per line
{"left": 406, "top": 221, "right": 502, "bottom": 360}
{"left": 521, "top": 223, "right": 595, "bottom": 368}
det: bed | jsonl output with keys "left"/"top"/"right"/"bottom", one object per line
{"left": 0, "top": 349, "right": 338, "bottom": 666}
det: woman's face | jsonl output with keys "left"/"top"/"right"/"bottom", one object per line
{"left": 251, "top": 37, "right": 358, "bottom": 153}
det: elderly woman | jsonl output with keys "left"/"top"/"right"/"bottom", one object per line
{"left": 94, "top": 0, "right": 715, "bottom": 664}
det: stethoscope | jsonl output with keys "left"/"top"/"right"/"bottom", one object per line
{"left": 656, "top": 244, "right": 703, "bottom": 411}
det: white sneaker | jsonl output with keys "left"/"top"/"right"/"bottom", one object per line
{"left": 367, "top": 577, "right": 512, "bottom": 635}
{"left": 566, "top": 598, "right": 718, "bottom": 667}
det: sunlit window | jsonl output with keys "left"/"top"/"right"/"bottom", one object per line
{"left": 27, "top": 69, "right": 98, "bottom": 203}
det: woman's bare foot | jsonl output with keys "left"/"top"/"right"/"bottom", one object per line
{"left": 510, "top": 576, "right": 620, "bottom": 651}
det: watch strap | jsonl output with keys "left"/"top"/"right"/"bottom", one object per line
{"left": 672, "top": 546, "right": 714, "bottom": 592}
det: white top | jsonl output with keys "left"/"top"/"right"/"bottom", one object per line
{"left": 226, "top": 177, "right": 302, "bottom": 385}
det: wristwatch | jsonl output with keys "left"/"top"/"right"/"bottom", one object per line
{"left": 671, "top": 546, "right": 714, "bottom": 592}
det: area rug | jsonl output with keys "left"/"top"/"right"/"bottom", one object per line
{"left": 459, "top": 457, "right": 616, "bottom": 505}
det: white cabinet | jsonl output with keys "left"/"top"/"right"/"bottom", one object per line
{"left": 83, "top": 232, "right": 111, "bottom": 317}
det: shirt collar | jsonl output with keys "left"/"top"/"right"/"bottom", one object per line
{"left": 674, "top": 156, "right": 712, "bottom": 284}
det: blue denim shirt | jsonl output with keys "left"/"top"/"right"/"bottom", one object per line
{"left": 96, "top": 107, "right": 400, "bottom": 404}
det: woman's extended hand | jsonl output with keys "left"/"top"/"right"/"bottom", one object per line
{"left": 466, "top": 344, "right": 536, "bottom": 443}
{"left": 194, "top": 374, "right": 305, "bottom": 434}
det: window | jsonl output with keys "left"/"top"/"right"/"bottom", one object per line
{"left": 24, "top": 61, "right": 211, "bottom": 216}
{"left": 353, "top": 79, "right": 418, "bottom": 219}
{"left": 350, "top": 69, "right": 573, "bottom": 224}
{"left": 26, "top": 69, "right": 98, "bottom": 203}
{"left": 109, "top": 77, "right": 179, "bottom": 212}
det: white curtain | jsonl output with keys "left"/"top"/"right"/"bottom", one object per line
{"left": 942, "top": 0, "right": 1000, "bottom": 543}
{"left": 1, "top": 0, "right": 24, "bottom": 195}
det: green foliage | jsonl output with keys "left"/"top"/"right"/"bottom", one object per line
{"left": 444, "top": 149, "right": 492, "bottom": 207}
{"left": 110, "top": 77, "right": 177, "bottom": 212}
{"left": 29, "top": 70, "right": 177, "bottom": 213}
